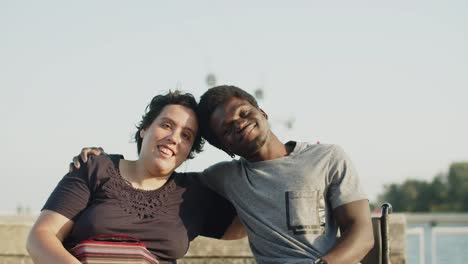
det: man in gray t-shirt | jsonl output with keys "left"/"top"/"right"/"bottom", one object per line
{"left": 198, "top": 85, "right": 374, "bottom": 264}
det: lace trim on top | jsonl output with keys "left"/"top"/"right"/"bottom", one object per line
{"left": 102, "top": 163, "right": 177, "bottom": 219}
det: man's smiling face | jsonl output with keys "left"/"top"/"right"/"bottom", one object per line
{"left": 209, "top": 97, "right": 270, "bottom": 158}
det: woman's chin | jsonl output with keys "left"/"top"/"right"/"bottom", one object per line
{"left": 153, "top": 160, "right": 177, "bottom": 176}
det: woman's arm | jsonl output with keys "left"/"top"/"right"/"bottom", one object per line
{"left": 26, "top": 210, "right": 81, "bottom": 264}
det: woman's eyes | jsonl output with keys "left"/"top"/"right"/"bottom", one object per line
{"left": 161, "top": 122, "right": 171, "bottom": 129}
{"left": 160, "top": 122, "right": 193, "bottom": 141}
{"left": 182, "top": 132, "right": 192, "bottom": 141}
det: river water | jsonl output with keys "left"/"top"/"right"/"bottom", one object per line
{"left": 406, "top": 224, "right": 468, "bottom": 264}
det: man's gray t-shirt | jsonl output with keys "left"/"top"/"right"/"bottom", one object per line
{"left": 200, "top": 142, "right": 367, "bottom": 264}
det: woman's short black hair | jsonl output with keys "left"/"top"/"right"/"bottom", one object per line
{"left": 135, "top": 90, "right": 204, "bottom": 159}
{"left": 198, "top": 85, "right": 258, "bottom": 155}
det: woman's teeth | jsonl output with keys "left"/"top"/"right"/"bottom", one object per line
{"left": 159, "top": 146, "right": 173, "bottom": 156}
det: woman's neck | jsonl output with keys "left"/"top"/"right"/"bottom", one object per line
{"left": 120, "top": 159, "right": 170, "bottom": 190}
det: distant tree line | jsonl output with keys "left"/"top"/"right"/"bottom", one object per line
{"left": 377, "top": 162, "right": 468, "bottom": 212}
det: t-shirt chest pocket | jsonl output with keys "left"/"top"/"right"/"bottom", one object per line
{"left": 285, "top": 190, "right": 326, "bottom": 235}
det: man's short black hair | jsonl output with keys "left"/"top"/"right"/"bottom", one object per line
{"left": 198, "top": 85, "right": 259, "bottom": 155}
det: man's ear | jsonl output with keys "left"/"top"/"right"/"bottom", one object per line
{"left": 222, "top": 149, "right": 235, "bottom": 158}
{"left": 260, "top": 109, "right": 268, "bottom": 119}
{"left": 139, "top": 129, "right": 146, "bottom": 139}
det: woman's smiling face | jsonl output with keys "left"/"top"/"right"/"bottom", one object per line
{"left": 139, "top": 104, "right": 198, "bottom": 176}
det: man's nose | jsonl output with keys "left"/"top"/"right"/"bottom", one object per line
{"left": 234, "top": 119, "right": 247, "bottom": 132}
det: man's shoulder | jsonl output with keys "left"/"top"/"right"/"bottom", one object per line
{"left": 290, "top": 143, "right": 352, "bottom": 169}
{"left": 200, "top": 159, "right": 244, "bottom": 181}
{"left": 294, "top": 142, "right": 339, "bottom": 156}
{"left": 203, "top": 159, "right": 241, "bottom": 174}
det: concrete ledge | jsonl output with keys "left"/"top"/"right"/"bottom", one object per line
{"left": 185, "top": 237, "right": 252, "bottom": 257}
{"left": 0, "top": 223, "right": 32, "bottom": 256}
{"left": 405, "top": 213, "right": 468, "bottom": 225}
{"left": 0, "top": 256, "right": 33, "bottom": 264}
{"left": 389, "top": 213, "right": 406, "bottom": 264}
{"left": 0, "top": 214, "right": 406, "bottom": 263}
{"left": 179, "top": 258, "right": 256, "bottom": 264}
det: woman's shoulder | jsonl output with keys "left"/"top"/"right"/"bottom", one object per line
{"left": 72, "top": 154, "right": 124, "bottom": 187}
{"left": 81, "top": 154, "right": 123, "bottom": 174}
{"left": 86, "top": 154, "right": 122, "bottom": 168}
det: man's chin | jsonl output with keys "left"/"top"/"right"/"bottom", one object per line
{"left": 236, "top": 145, "right": 261, "bottom": 158}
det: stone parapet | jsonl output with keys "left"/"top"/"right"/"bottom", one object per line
{"left": 185, "top": 237, "right": 252, "bottom": 257}
{"left": 389, "top": 213, "right": 406, "bottom": 264}
{"left": 0, "top": 214, "right": 406, "bottom": 263}
{"left": 0, "top": 215, "right": 35, "bottom": 264}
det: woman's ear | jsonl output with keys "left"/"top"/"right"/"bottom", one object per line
{"left": 139, "top": 129, "right": 145, "bottom": 139}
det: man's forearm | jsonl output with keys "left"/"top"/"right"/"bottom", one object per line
{"left": 321, "top": 199, "right": 374, "bottom": 264}
{"left": 321, "top": 223, "right": 374, "bottom": 264}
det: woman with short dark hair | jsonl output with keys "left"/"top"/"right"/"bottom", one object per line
{"left": 26, "top": 91, "right": 239, "bottom": 264}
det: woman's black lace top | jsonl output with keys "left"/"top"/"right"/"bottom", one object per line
{"left": 42, "top": 155, "right": 236, "bottom": 261}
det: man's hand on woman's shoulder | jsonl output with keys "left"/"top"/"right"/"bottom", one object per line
{"left": 69, "top": 147, "right": 106, "bottom": 172}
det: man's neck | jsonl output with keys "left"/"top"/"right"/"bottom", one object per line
{"left": 244, "top": 133, "right": 293, "bottom": 162}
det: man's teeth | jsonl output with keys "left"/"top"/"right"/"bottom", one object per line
{"left": 242, "top": 123, "right": 254, "bottom": 136}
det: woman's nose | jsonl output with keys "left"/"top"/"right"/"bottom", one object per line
{"left": 166, "top": 130, "right": 181, "bottom": 144}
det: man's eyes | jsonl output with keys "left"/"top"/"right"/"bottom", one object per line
{"left": 240, "top": 110, "right": 249, "bottom": 118}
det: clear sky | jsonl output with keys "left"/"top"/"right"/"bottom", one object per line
{"left": 1, "top": 0, "right": 467, "bottom": 213}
